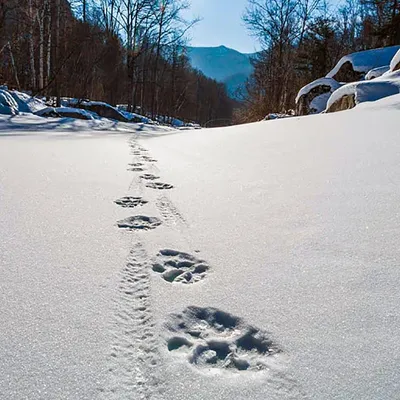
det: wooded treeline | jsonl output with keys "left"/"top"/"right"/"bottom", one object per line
{"left": 238, "top": 0, "right": 400, "bottom": 121}
{"left": 0, "top": 0, "right": 233, "bottom": 125}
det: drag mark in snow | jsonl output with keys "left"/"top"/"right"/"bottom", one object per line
{"left": 117, "top": 215, "right": 162, "bottom": 230}
{"left": 152, "top": 249, "right": 210, "bottom": 284}
{"left": 146, "top": 182, "right": 174, "bottom": 190}
{"left": 105, "top": 242, "right": 164, "bottom": 399}
{"left": 155, "top": 196, "right": 186, "bottom": 228}
{"left": 165, "top": 306, "right": 282, "bottom": 372}
{"left": 114, "top": 196, "right": 148, "bottom": 208}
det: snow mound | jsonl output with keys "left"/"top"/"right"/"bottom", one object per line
{"left": 365, "top": 65, "right": 390, "bottom": 80}
{"left": 10, "top": 90, "right": 46, "bottom": 113}
{"left": 326, "top": 70, "right": 400, "bottom": 111}
{"left": 327, "top": 46, "right": 400, "bottom": 80}
{"left": 389, "top": 48, "right": 400, "bottom": 72}
{"left": 0, "top": 89, "right": 19, "bottom": 115}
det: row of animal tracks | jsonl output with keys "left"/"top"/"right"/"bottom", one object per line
{"left": 103, "top": 136, "right": 300, "bottom": 399}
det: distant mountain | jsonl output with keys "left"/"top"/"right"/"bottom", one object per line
{"left": 187, "top": 45, "right": 255, "bottom": 98}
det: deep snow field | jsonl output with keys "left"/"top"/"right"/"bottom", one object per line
{"left": 1, "top": 96, "right": 400, "bottom": 400}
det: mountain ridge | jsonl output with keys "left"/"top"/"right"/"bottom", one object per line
{"left": 186, "top": 45, "right": 255, "bottom": 98}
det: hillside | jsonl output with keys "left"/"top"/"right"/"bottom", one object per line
{"left": 187, "top": 45, "right": 254, "bottom": 97}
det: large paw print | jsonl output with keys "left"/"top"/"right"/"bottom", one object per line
{"left": 165, "top": 307, "right": 281, "bottom": 372}
{"left": 152, "top": 249, "right": 209, "bottom": 284}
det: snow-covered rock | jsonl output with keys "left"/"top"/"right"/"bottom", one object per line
{"left": 326, "top": 70, "right": 400, "bottom": 112}
{"left": 389, "top": 48, "right": 400, "bottom": 72}
{"left": 35, "top": 107, "right": 94, "bottom": 120}
{"left": 10, "top": 90, "right": 46, "bottom": 113}
{"left": 119, "top": 110, "right": 153, "bottom": 124}
{"left": 77, "top": 101, "right": 130, "bottom": 122}
{"left": 0, "top": 89, "right": 19, "bottom": 115}
{"left": 327, "top": 45, "right": 400, "bottom": 82}
{"left": 365, "top": 65, "right": 390, "bottom": 80}
{"left": 295, "top": 78, "right": 342, "bottom": 115}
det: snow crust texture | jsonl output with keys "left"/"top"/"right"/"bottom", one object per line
{"left": 165, "top": 306, "right": 281, "bottom": 371}
{"left": 152, "top": 249, "right": 210, "bottom": 284}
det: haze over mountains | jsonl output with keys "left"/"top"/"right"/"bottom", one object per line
{"left": 187, "top": 45, "right": 255, "bottom": 98}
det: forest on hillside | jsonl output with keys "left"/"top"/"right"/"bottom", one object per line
{"left": 0, "top": 0, "right": 234, "bottom": 126}
{"left": 238, "top": 0, "right": 400, "bottom": 121}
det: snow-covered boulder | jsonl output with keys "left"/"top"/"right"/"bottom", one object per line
{"left": 35, "top": 107, "right": 94, "bottom": 120}
{"left": 327, "top": 45, "right": 400, "bottom": 82}
{"left": 77, "top": 101, "right": 130, "bottom": 122}
{"left": 365, "top": 65, "right": 390, "bottom": 80}
{"left": 326, "top": 70, "right": 400, "bottom": 113}
{"left": 389, "top": 48, "right": 400, "bottom": 72}
{"left": 0, "top": 89, "right": 19, "bottom": 115}
{"left": 295, "top": 78, "right": 342, "bottom": 115}
{"left": 9, "top": 90, "right": 46, "bottom": 113}
{"left": 119, "top": 110, "right": 153, "bottom": 124}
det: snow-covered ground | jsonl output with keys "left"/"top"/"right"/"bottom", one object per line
{"left": 1, "top": 95, "right": 400, "bottom": 399}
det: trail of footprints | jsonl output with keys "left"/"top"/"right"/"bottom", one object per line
{"left": 109, "top": 138, "right": 284, "bottom": 395}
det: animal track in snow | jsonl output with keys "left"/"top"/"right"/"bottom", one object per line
{"left": 128, "top": 167, "right": 145, "bottom": 172}
{"left": 152, "top": 249, "right": 209, "bottom": 284}
{"left": 140, "top": 174, "right": 160, "bottom": 181}
{"left": 129, "top": 162, "right": 144, "bottom": 167}
{"left": 146, "top": 182, "right": 174, "bottom": 190}
{"left": 141, "top": 156, "right": 157, "bottom": 162}
{"left": 117, "top": 215, "right": 162, "bottom": 230}
{"left": 114, "top": 197, "right": 148, "bottom": 208}
{"left": 165, "top": 306, "right": 281, "bottom": 372}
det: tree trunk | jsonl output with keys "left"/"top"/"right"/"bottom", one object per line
{"left": 28, "top": 0, "right": 36, "bottom": 90}
{"left": 8, "top": 42, "right": 20, "bottom": 90}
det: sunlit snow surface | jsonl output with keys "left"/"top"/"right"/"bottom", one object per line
{"left": 1, "top": 96, "right": 400, "bottom": 399}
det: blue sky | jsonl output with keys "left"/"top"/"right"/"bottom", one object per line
{"left": 182, "top": 0, "right": 260, "bottom": 54}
